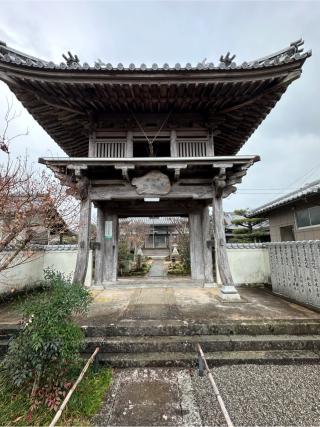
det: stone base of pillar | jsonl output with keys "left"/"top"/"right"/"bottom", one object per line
{"left": 91, "top": 284, "right": 104, "bottom": 290}
{"left": 218, "top": 285, "right": 241, "bottom": 302}
{"left": 203, "top": 282, "right": 218, "bottom": 288}
{"left": 102, "top": 280, "right": 117, "bottom": 288}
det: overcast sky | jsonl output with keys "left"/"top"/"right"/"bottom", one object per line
{"left": 0, "top": 0, "right": 319, "bottom": 212}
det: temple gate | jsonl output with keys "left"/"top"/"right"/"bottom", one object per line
{"left": 0, "top": 39, "right": 310, "bottom": 300}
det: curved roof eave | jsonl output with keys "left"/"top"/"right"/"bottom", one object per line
{"left": 0, "top": 40, "right": 311, "bottom": 158}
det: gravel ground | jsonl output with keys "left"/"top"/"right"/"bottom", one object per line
{"left": 191, "top": 363, "right": 320, "bottom": 426}
{"left": 95, "top": 364, "right": 320, "bottom": 426}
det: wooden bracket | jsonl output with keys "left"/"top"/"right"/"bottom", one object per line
{"left": 167, "top": 164, "right": 187, "bottom": 181}
{"left": 213, "top": 167, "right": 227, "bottom": 198}
{"left": 76, "top": 176, "right": 90, "bottom": 201}
{"left": 114, "top": 165, "right": 135, "bottom": 181}
{"left": 67, "top": 164, "right": 88, "bottom": 178}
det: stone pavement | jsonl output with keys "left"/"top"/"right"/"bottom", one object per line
{"left": 77, "top": 287, "right": 320, "bottom": 326}
{"left": 94, "top": 368, "right": 204, "bottom": 426}
{"left": 148, "top": 259, "right": 168, "bottom": 278}
{"left": 1, "top": 287, "right": 320, "bottom": 325}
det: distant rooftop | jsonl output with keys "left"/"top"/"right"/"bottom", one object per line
{"left": 250, "top": 179, "right": 320, "bottom": 216}
{"left": 119, "top": 217, "right": 186, "bottom": 226}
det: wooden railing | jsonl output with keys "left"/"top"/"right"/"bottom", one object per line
{"left": 177, "top": 138, "right": 208, "bottom": 157}
{"left": 95, "top": 140, "right": 127, "bottom": 157}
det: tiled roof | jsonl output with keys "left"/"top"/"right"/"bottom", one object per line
{"left": 250, "top": 179, "right": 320, "bottom": 216}
{"left": 0, "top": 39, "right": 311, "bottom": 72}
{"left": 119, "top": 217, "right": 187, "bottom": 226}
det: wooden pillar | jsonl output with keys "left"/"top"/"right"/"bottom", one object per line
{"left": 113, "top": 216, "right": 119, "bottom": 281}
{"left": 73, "top": 197, "right": 91, "bottom": 284}
{"left": 103, "top": 214, "right": 118, "bottom": 283}
{"left": 170, "top": 130, "right": 178, "bottom": 157}
{"left": 201, "top": 206, "right": 214, "bottom": 284}
{"left": 212, "top": 184, "right": 240, "bottom": 300}
{"left": 88, "top": 131, "right": 96, "bottom": 157}
{"left": 126, "top": 131, "right": 133, "bottom": 157}
{"left": 189, "top": 212, "right": 205, "bottom": 281}
{"left": 94, "top": 206, "right": 104, "bottom": 284}
{"left": 207, "top": 129, "right": 215, "bottom": 156}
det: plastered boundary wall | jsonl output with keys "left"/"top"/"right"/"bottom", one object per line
{"left": 0, "top": 244, "right": 271, "bottom": 296}
{"left": 216, "top": 243, "right": 271, "bottom": 286}
{"left": 0, "top": 246, "right": 92, "bottom": 296}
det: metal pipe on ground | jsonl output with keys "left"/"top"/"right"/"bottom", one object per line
{"left": 197, "top": 343, "right": 234, "bottom": 427}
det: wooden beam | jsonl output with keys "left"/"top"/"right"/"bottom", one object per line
{"left": 90, "top": 183, "right": 213, "bottom": 201}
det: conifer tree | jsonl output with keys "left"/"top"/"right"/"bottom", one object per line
{"left": 230, "top": 209, "right": 268, "bottom": 243}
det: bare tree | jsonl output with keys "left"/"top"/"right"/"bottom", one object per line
{"left": 169, "top": 217, "right": 190, "bottom": 270}
{"left": 119, "top": 219, "right": 150, "bottom": 254}
{"left": 0, "top": 99, "right": 78, "bottom": 279}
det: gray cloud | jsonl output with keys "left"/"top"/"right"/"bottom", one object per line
{"left": 0, "top": 0, "right": 319, "bottom": 211}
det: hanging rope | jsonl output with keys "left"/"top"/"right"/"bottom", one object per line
{"left": 130, "top": 109, "right": 173, "bottom": 156}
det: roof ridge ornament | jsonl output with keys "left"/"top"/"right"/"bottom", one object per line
{"left": 62, "top": 51, "right": 80, "bottom": 66}
{"left": 248, "top": 38, "right": 309, "bottom": 65}
{"left": 219, "top": 52, "right": 236, "bottom": 67}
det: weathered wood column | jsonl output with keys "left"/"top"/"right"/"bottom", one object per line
{"left": 201, "top": 206, "right": 214, "bottom": 284}
{"left": 73, "top": 191, "right": 91, "bottom": 285}
{"left": 189, "top": 212, "right": 205, "bottom": 281}
{"left": 94, "top": 206, "right": 104, "bottom": 284}
{"left": 103, "top": 214, "right": 119, "bottom": 283}
{"left": 170, "top": 130, "right": 178, "bottom": 157}
{"left": 126, "top": 131, "right": 133, "bottom": 157}
{"left": 212, "top": 175, "right": 240, "bottom": 300}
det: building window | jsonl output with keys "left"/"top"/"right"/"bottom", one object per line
{"left": 280, "top": 225, "right": 295, "bottom": 241}
{"left": 295, "top": 206, "right": 320, "bottom": 228}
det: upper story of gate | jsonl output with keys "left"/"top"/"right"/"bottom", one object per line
{"left": 0, "top": 39, "right": 311, "bottom": 159}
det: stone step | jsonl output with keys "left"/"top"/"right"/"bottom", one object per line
{"left": 94, "top": 350, "right": 320, "bottom": 368}
{"left": 2, "top": 334, "right": 319, "bottom": 357}
{"left": 0, "top": 324, "right": 20, "bottom": 338}
{"left": 0, "top": 339, "right": 9, "bottom": 355}
{"left": 82, "top": 334, "right": 320, "bottom": 354}
{"left": 1, "top": 320, "right": 320, "bottom": 340}
{"left": 82, "top": 319, "right": 320, "bottom": 337}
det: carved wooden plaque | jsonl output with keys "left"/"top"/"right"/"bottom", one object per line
{"left": 132, "top": 171, "right": 171, "bottom": 195}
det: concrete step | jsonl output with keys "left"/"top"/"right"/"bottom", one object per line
{"left": 82, "top": 334, "right": 320, "bottom": 354}
{"left": 95, "top": 350, "right": 320, "bottom": 368}
{"left": 82, "top": 319, "right": 320, "bottom": 337}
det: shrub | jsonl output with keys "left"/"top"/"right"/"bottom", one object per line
{"left": 167, "top": 261, "right": 190, "bottom": 276}
{"left": 176, "top": 231, "right": 191, "bottom": 273}
{"left": 1, "top": 269, "right": 92, "bottom": 413}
